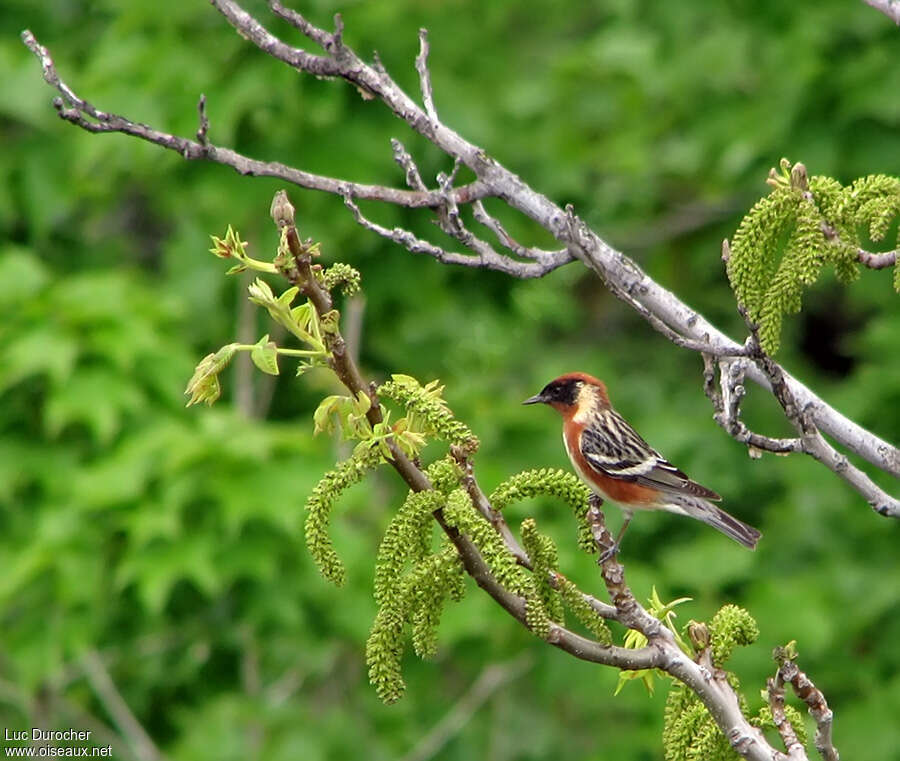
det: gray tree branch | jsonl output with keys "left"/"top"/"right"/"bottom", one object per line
{"left": 19, "top": 31, "right": 490, "bottom": 211}
{"left": 863, "top": 0, "right": 900, "bottom": 24}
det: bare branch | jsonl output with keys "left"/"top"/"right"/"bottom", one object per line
{"left": 433, "top": 163, "right": 534, "bottom": 265}
{"left": 704, "top": 354, "right": 804, "bottom": 456}
{"left": 391, "top": 139, "right": 428, "bottom": 191}
{"left": 342, "top": 194, "right": 569, "bottom": 278}
{"left": 268, "top": 2, "right": 345, "bottom": 56}
{"left": 857, "top": 248, "right": 897, "bottom": 269}
{"left": 220, "top": 0, "right": 340, "bottom": 73}
{"left": 19, "top": 30, "right": 490, "bottom": 210}
{"left": 767, "top": 676, "right": 806, "bottom": 760}
{"left": 416, "top": 29, "right": 438, "bottom": 122}
{"left": 862, "top": 0, "right": 900, "bottom": 24}
{"left": 744, "top": 326, "right": 900, "bottom": 517}
{"left": 472, "top": 201, "right": 570, "bottom": 263}
{"left": 774, "top": 650, "right": 839, "bottom": 761}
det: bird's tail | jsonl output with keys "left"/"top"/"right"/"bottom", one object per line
{"left": 669, "top": 496, "right": 761, "bottom": 549}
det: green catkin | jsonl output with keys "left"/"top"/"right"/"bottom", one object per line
{"left": 728, "top": 186, "right": 798, "bottom": 323}
{"left": 367, "top": 543, "right": 465, "bottom": 703}
{"left": 728, "top": 164, "right": 900, "bottom": 353}
{"left": 304, "top": 446, "right": 381, "bottom": 585}
{"left": 426, "top": 456, "right": 463, "bottom": 493}
{"left": 410, "top": 547, "right": 464, "bottom": 658}
{"left": 752, "top": 705, "right": 808, "bottom": 746}
{"left": 377, "top": 377, "right": 479, "bottom": 453}
{"left": 443, "top": 488, "right": 533, "bottom": 596}
{"left": 663, "top": 697, "right": 713, "bottom": 761}
{"left": 555, "top": 575, "right": 612, "bottom": 644}
{"left": 708, "top": 604, "right": 759, "bottom": 668}
{"left": 490, "top": 469, "right": 594, "bottom": 553}
{"left": 520, "top": 519, "right": 565, "bottom": 625}
{"left": 374, "top": 490, "right": 446, "bottom": 606}
{"left": 687, "top": 720, "right": 735, "bottom": 761}
{"left": 524, "top": 591, "right": 551, "bottom": 639}
{"left": 366, "top": 600, "right": 408, "bottom": 704}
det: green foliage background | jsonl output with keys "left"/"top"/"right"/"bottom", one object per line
{"left": 2, "top": 1, "right": 899, "bottom": 758}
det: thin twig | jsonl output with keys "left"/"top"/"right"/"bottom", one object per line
{"left": 472, "top": 200, "right": 569, "bottom": 263}
{"left": 269, "top": 1, "right": 340, "bottom": 53}
{"left": 399, "top": 655, "right": 533, "bottom": 761}
{"left": 19, "top": 30, "right": 490, "bottom": 210}
{"left": 235, "top": 270, "right": 258, "bottom": 418}
{"left": 744, "top": 326, "right": 900, "bottom": 517}
{"left": 416, "top": 29, "right": 438, "bottom": 122}
{"left": 342, "top": 194, "right": 569, "bottom": 277}
{"left": 196, "top": 93, "right": 209, "bottom": 145}
{"left": 767, "top": 676, "right": 805, "bottom": 759}
{"left": 774, "top": 651, "right": 839, "bottom": 761}
{"left": 391, "top": 139, "right": 427, "bottom": 191}
{"left": 704, "top": 355, "right": 804, "bottom": 457}
{"left": 81, "top": 650, "right": 164, "bottom": 761}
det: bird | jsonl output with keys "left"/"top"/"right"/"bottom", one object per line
{"left": 523, "top": 372, "right": 761, "bottom": 551}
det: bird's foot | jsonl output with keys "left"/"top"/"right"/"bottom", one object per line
{"left": 597, "top": 542, "right": 619, "bottom": 564}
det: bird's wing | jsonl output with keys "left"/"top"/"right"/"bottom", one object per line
{"left": 579, "top": 410, "right": 721, "bottom": 501}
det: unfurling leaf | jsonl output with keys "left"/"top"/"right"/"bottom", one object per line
{"left": 247, "top": 277, "right": 276, "bottom": 308}
{"left": 209, "top": 225, "right": 248, "bottom": 259}
{"left": 314, "top": 395, "right": 345, "bottom": 435}
{"left": 277, "top": 286, "right": 299, "bottom": 307}
{"left": 250, "top": 335, "right": 279, "bottom": 375}
{"left": 355, "top": 390, "right": 372, "bottom": 415}
{"left": 184, "top": 343, "right": 238, "bottom": 406}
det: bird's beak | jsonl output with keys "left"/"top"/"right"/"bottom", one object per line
{"left": 522, "top": 393, "right": 545, "bottom": 405}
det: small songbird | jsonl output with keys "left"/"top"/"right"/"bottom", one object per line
{"left": 524, "top": 372, "right": 761, "bottom": 551}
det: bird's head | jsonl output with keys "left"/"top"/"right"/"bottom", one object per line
{"left": 523, "top": 373, "right": 609, "bottom": 416}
